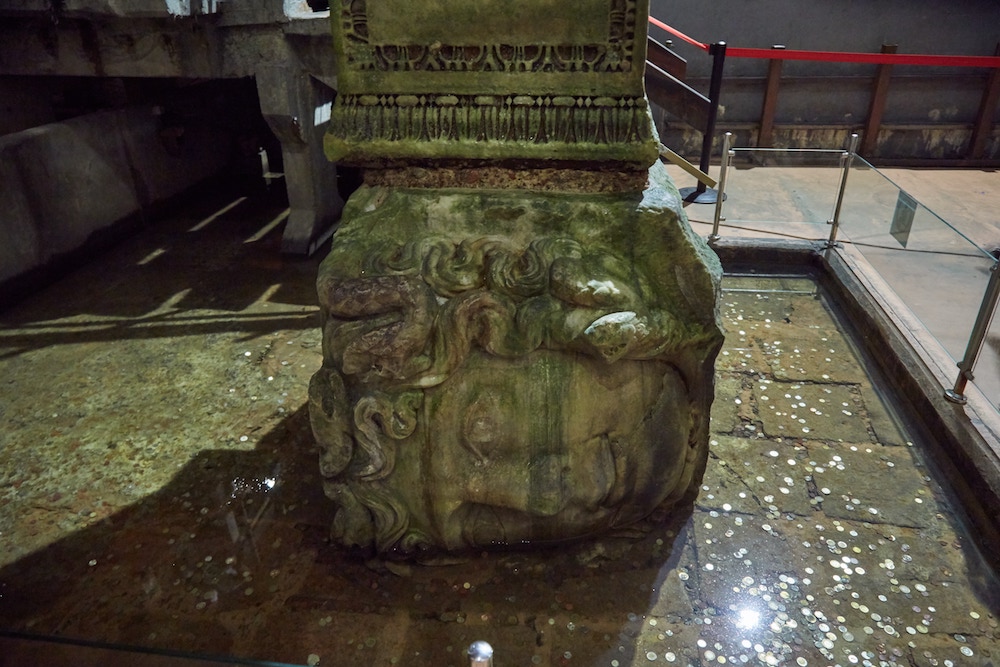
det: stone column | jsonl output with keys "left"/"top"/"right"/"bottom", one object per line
{"left": 308, "top": 0, "right": 724, "bottom": 556}
{"left": 256, "top": 65, "right": 344, "bottom": 255}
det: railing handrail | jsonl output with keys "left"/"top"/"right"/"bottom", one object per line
{"left": 648, "top": 15, "right": 1000, "bottom": 69}
{"left": 706, "top": 131, "right": 1000, "bottom": 405}
{"left": 730, "top": 147, "right": 846, "bottom": 154}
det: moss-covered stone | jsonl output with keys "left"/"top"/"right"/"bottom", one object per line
{"left": 309, "top": 162, "right": 724, "bottom": 554}
{"left": 325, "top": 0, "right": 658, "bottom": 169}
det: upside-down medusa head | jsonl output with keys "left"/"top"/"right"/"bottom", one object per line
{"left": 309, "top": 230, "right": 720, "bottom": 556}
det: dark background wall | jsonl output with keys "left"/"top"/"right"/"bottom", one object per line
{"left": 648, "top": 0, "right": 1000, "bottom": 159}
{"left": 650, "top": 0, "right": 1000, "bottom": 77}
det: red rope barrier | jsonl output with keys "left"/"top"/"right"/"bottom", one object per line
{"left": 727, "top": 46, "right": 1000, "bottom": 68}
{"left": 648, "top": 17, "right": 1000, "bottom": 69}
{"left": 648, "top": 16, "right": 708, "bottom": 52}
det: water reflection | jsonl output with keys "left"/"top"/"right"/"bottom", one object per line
{"left": 735, "top": 607, "right": 762, "bottom": 630}
{"left": 1, "top": 274, "right": 998, "bottom": 666}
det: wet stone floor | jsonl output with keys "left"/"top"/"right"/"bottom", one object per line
{"left": 0, "top": 189, "right": 998, "bottom": 667}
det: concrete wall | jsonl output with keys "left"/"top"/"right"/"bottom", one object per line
{"left": 0, "top": 106, "right": 230, "bottom": 300}
{"left": 0, "top": 78, "right": 61, "bottom": 136}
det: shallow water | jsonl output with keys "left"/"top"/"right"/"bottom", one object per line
{"left": 0, "top": 189, "right": 997, "bottom": 666}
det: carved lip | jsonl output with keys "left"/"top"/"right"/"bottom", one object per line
{"left": 461, "top": 504, "right": 507, "bottom": 547}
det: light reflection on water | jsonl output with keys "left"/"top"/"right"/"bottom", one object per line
{"left": 735, "top": 607, "right": 762, "bottom": 630}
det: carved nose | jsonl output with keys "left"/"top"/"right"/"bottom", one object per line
{"left": 528, "top": 454, "right": 568, "bottom": 516}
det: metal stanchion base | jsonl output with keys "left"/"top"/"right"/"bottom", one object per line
{"left": 680, "top": 187, "right": 726, "bottom": 204}
{"left": 944, "top": 389, "right": 968, "bottom": 405}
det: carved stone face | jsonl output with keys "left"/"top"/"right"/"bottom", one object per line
{"left": 309, "top": 175, "right": 724, "bottom": 556}
{"left": 392, "top": 350, "right": 694, "bottom": 551}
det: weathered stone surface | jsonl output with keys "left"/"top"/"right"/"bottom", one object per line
{"left": 714, "top": 335, "right": 771, "bottom": 375}
{"left": 709, "top": 374, "right": 742, "bottom": 433}
{"left": 308, "top": 162, "right": 724, "bottom": 554}
{"left": 324, "top": 0, "right": 659, "bottom": 169}
{"left": 0, "top": 107, "right": 230, "bottom": 293}
{"left": 2, "top": 232, "right": 998, "bottom": 667}
{"left": 804, "top": 442, "right": 938, "bottom": 527}
{"left": 647, "top": 567, "right": 696, "bottom": 620}
{"left": 688, "top": 512, "right": 817, "bottom": 610}
{"left": 698, "top": 456, "right": 762, "bottom": 515}
{"left": 704, "top": 435, "right": 813, "bottom": 517}
{"left": 859, "top": 384, "right": 909, "bottom": 446}
{"left": 762, "top": 328, "right": 868, "bottom": 384}
{"left": 757, "top": 381, "right": 874, "bottom": 442}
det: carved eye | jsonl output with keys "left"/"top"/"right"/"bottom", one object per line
{"left": 466, "top": 413, "right": 496, "bottom": 444}
{"left": 463, "top": 394, "right": 502, "bottom": 462}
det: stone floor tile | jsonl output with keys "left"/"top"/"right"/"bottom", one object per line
{"left": 705, "top": 435, "right": 814, "bottom": 517}
{"left": 805, "top": 442, "right": 939, "bottom": 527}
{"left": 757, "top": 381, "right": 874, "bottom": 443}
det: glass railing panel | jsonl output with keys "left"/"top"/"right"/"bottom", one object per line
{"left": 837, "top": 159, "right": 996, "bottom": 381}
{"left": 710, "top": 148, "right": 846, "bottom": 240}
{"left": 980, "top": 288, "right": 1000, "bottom": 408}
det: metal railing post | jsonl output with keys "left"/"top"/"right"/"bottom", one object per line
{"left": 680, "top": 41, "right": 727, "bottom": 204}
{"left": 945, "top": 259, "right": 1000, "bottom": 405}
{"left": 709, "top": 131, "right": 733, "bottom": 243}
{"left": 825, "top": 132, "right": 859, "bottom": 249}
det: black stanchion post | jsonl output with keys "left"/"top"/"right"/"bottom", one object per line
{"left": 681, "top": 41, "right": 727, "bottom": 204}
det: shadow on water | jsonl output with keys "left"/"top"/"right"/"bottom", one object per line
{"left": 0, "top": 185, "right": 321, "bottom": 362}
{"left": 0, "top": 402, "right": 696, "bottom": 667}
{"left": 0, "top": 182, "right": 704, "bottom": 666}
{"left": 0, "top": 404, "right": 323, "bottom": 662}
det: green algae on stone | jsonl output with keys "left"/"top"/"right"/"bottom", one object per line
{"left": 325, "top": 0, "right": 659, "bottom": 169}
{"left": 308, "top": 162, "right": 724, "bottom": 555}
